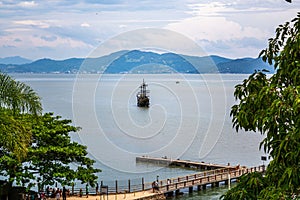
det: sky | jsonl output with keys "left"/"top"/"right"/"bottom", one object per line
{"left": 0, "top": 0, "right": 299, "bottom": 60}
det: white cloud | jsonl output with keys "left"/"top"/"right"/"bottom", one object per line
{"left": 0, "top": 24, "right": 93, "bottom": 59}
{"left": 1, "top": 0, "right": 300, "bottom": 59}
{"left": 166, "top": 16, "right": 266, "bottom": 42}
{"left": 119, "top": 24, "right": 127, "bottom": 28}
{"left": 81, "top": 23, "right": 90, "bottom": 27}
{"left": 14, "top": 20, "right": 50, "bottom": 29}
{"left": 17, "top": 1, "right": 37, "bottom": 8}
{"left": 163, "top": 0, "right": 300, "bottom": 58}
{"left": 165, "top": 16, "right": 269, "bottom": 58}
{"left": 187, "top": 2, "right": 235, "bottom": 16}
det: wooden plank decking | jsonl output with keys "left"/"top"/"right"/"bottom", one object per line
{"left": 69, "top": 157, "right": 265, "bottom": 200}
{"left": 134, "top": 156, "right": 265, "bottom": 199}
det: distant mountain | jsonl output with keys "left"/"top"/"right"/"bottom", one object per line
{"left": 0, "top": 56, "right": 32, "bottom": 65}
{"left": 105, "top": 50, "right": 198, "bottom": 74}
{"left": 0, "top": 50, "right": 128, "bottom": 74}
{"left": 0, "top": 50, "right": 274, "bottom": 74}
{"left": 217, "top": 57, "right": 273, "bottom": 73}
{"left": 210, "top": 55, "right": 233, "bottom": 65}
{"left": 18, "top": 58, "right": 84, "bottom": 73}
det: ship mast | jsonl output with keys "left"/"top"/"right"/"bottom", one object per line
{"left": 140, "top": 79, "right": 147, "bottom": 97}
{"left": 136, "top": 79, "right": 150, "bottom": 107}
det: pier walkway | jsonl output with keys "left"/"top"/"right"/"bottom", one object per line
{"left": 146, "top": 165, "right": 264, "bottom": 196}
{"left": 67, "top": 157, "right": 265, "bottom": 200}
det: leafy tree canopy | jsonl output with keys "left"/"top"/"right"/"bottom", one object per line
{"left": 0, "top": 108, "right": 32, "bottom": 161}
{"left": 0, "top": 112, "right": 101, "bottom": 189}
{"left": 0, "top": 72, "right": 100, "bottom": 191}
{"left": 0, "top": 72, "right": 42, "bottom": 160}
{"left": 27, "top": 113, "right": 101, "bottom": 188}
{"left": 221, "top": 12, "right": 300, "bottom": 199}
{"left": 0, "top": 73, "right": 42, "bottom": 115}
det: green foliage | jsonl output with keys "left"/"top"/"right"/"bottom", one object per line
{"left": 0, "top": 72, "right": 100, "bottom": 190}
{"left": 0, "top": 108, "right": 36, "bottom": 189}
{"left": 0, "top": 108, "right": 32, "bottom": 161}
{"left": 222, "top": 12, "right": 300, "bottom": 199}
{"left": 0, "top": 112, "right": 100, "bottom": 189}
{"left": 23, "top": 113, "right": 101, "bottom": 189}
{"left": 221, "top": 172, "right": 266, "bottom": 200}
{"left": 0, "top": 72, "right": 42, "bottom": 160}
{"left": 0, "top": 73, "right": 42, "bottom": 115}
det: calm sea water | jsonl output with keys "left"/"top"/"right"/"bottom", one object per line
{"left": 11, "top": 73, "right": 266, "bottom": 199}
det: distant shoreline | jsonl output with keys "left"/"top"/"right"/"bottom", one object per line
{"left": 1, "top": 50, "right": 274, "bottom": 74}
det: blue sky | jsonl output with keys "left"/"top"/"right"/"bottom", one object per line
{"left": 0, "top": 0, "right": 299, "bottom": 60}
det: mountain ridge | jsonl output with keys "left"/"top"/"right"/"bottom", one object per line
{"left": 0, "top": 50, "right": 274, "bottom": 74}
{"left": 0, "top": 56, "right": 32, "bottom": 65}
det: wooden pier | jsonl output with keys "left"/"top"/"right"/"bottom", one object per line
{"left": 68, "top": 157, "right": 265, "bottom": 200}
{"left": 134, "top": 164, "right": 265, "bottom": 199}
{"left": 146, "top": 166, "right": 264, "bottom": 197}
{"left": 136, "top": 156, "right": 234, "bottom": 170}
{"left": 134, "top": 156, "right": 265, "bottom": 199}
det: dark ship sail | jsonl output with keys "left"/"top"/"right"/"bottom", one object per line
{"left": 136, "top": 79, "right": 150, "bottom": 107}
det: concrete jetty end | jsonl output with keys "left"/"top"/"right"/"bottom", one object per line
{"left": 136, "top": 156, "right": 234, "bottom": 170}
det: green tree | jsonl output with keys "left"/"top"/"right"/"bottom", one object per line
{"left": 221, "top": 12, "right": 300, "bottom": 199}
{"left": 0, "top": 73, "right": 100, "bottom": 191}
{"left": 0, "top": 73, "right": 42, "bottom": 115}
{"left": 0, "top": 108, "right": 32, "bottom": 161}
{"left": 0, "top": 73, "right": 42, "bottom": 160}
{"left": 0, "top": 109, "right": 34, "bottom": 186}
{"left": 222, "top": 172, "right": 266, "bottom": 199}
{"left": 20, "top": 113, "right": 100, "bottom": 189}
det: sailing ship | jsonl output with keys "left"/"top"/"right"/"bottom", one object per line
{"left": 136, "top": 79, "right": 150, "bottom": 107}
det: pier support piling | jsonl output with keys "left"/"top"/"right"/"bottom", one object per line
{"left": 197, "top": 185, "right": 201, "bottom": 191}
{"left": 166, "top": 191, "right": 174, "bottom": 197}
{"left": 128, "top": 179, "right": 130, "bottom": 193}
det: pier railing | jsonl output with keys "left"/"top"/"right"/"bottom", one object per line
{"left": 156, "top": 165, "right": 265, "bottom": 193}
{"left": 69, "top": 165, "right": 265, "bottom": 195}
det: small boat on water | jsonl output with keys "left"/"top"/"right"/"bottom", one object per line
{"left": 136, "top": 79, "right": 150, "bottom": 107}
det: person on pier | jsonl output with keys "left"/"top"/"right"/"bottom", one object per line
{"left": 152, "top": 181, "right": 159, "bottom": 193}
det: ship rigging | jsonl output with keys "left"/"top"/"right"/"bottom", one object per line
{"left": 136, "top": 79, "right": 150, "bottom": 107}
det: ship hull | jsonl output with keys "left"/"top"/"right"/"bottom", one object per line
{"left": 137, "top": 96, "right": 149, "bottom": 107}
